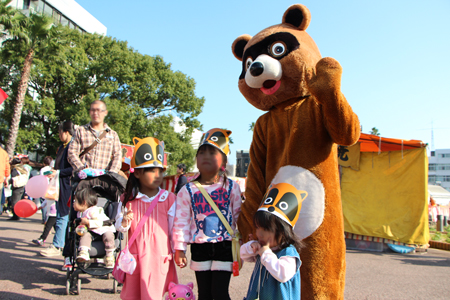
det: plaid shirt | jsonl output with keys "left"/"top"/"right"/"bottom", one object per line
{"left": 68, "top": 123, "right": 122, "bottom": 173}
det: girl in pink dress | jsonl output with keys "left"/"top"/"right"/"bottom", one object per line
{"left": 115, "top": 137, "right": 177, "bottom": 300}
{"left": 173, "top": 128, "right": 241, "bottom": 300}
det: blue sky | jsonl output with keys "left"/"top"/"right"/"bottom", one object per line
{"left": 76, "top": 0, "right": 450, "bottom": 164}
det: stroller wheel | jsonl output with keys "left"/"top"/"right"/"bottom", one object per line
{"left": 77, "top": 276, "right": 81, "bottom": 295}
{"left": 113, "top": 278, "right": 118, "bottom": 294}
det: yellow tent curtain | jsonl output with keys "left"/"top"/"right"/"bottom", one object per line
{"left": 341, "top": 147, "right": 429, "bottom": 245}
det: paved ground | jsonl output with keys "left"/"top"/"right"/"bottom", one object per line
{"left": 0, "top": 213, "right": 449, "bottom": 299}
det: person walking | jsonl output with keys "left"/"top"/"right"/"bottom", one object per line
{"left": 68, "top": 100, "right": 122, "bottom": 174}
{"left": 8, "top": 158, "right": 29, "bottom": 221}
{"left": 40, "top": 121, "right": 74, "bottom": 258}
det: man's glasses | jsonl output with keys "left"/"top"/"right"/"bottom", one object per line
{"left": 89, "top": 109, "right": 106, "bottom": 113}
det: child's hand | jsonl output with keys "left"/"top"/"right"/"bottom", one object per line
{"left": 250, "top": 241, "right": 261, "bottom": 253}
{"left": 175, "top": 250, "right": 187, "bottom": 268}
{"left": 122, "top": 203, "right": 133, "bottom": 227}
{"left": 80, "top": 217, "right": 89, "bottom": 226}
{"left": 258, "top": 241, "right": 270, "bottom": 256}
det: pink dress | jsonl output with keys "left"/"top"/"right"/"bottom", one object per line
{"left": 119, "top": 189, "right": 178, "bottom": 300}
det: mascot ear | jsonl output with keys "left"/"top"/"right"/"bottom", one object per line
{"left": 282, "top": 4, "right": 311, "bottom": 31}
{"left": 232, "top": 34, "right": 252, "bottom": 61}
{"left": 133, "top": 137, "right": 140, "bottom": 146}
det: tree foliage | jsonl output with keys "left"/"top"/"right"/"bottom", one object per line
{"left": 0, "top": 23, "right": 204, "bottom": 174}
{"left": 369, "top": 127, "right": 380, "bottom": 136}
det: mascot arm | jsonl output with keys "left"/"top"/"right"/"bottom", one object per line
{"left": 238, "top": 118, "right": 267, "bottom": 243}
{"left": 307, "top": 57, "right": 360, "bottom": 146}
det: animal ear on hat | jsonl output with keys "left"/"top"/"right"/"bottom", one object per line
{"left": 282, "top": 4, "right": 311, "bottom": 31}
{"left": 225, "top": 130, "right": 232, "bottom": 136}
{"left": 133, "top": 137, "right": 140, "bottom": 146}
{"left": 232, "top": 34, "right": 252, "bottom": 61}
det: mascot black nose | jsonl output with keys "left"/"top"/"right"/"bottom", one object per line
{"left": 249, "top": 62, "right": 264, "bottom": 76}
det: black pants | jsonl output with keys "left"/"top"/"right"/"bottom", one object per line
{"left": 191, "top": 242, "right": 232, "bottom": 300}
{"left": 39, "top": 216, "right": 57, "bottom": 241}
{"left": 195, "top": 270, "right": 232, "bottom": 300}
{"left": 11, "top": 187, "right": 25, "bottom": 219}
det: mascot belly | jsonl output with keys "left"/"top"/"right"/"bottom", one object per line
{"left": 232, "top": 4, "right": 360, "bottom": 299}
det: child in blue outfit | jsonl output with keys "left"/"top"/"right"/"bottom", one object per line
{"left": 240, "top": 182, "right": 306, "bottom": 299}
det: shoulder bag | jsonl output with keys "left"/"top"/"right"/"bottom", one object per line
{"left": 112, "top": 191, "right": 161, "bottom": 283}
{"left": 193, "top": 181, "right": 242, "bottom": 276}
{"left": 12, "top": 166, "right": 29, "bottom": 188}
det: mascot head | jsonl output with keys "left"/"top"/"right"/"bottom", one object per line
{"left": 232, "top": 4, "right": 321, "bottom": 111}
{"left": 131, "top": 137, "right": 166, "bottom": 169}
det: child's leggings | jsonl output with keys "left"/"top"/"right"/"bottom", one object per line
{"left": 39, "top": 216, "right": 57, "bottom": 241}
{"left": 79, "top": 231, "right": 115, "bottom": 254}
{"left": 195, "top": 270, "right": 232, "bottom": 300}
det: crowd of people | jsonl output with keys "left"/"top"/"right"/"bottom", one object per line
{"left": 0, "top": 99, "right": 304, "bottom": 299}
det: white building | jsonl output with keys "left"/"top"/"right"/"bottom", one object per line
{"left": 428, "top": 149, "right": 450, "bottom": 192}
{"left": 8, "top": 0, "right": 106, "bottom": 35}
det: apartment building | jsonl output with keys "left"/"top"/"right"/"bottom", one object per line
{"left": 429, "top": 149, "right": 450, "bottom": 192}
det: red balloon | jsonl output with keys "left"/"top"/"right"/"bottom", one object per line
{"left": 14, "top": 199, "right": 38, "bottom": 218}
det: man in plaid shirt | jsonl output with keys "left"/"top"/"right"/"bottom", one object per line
{"left": 68, "top": 100, "right": 122, "bottom": 173}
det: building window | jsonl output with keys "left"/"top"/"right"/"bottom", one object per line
{"left": 23, "top": 0, "right": 30, "bottom": 9}
{"left": 60, "top": 16, "right": 69, "bottom": 27}
{"left": 429, "top": 164, "right": 436, "bottom": 171}
{"left": 441, "top": 153, "right": 450, "bottom": 158}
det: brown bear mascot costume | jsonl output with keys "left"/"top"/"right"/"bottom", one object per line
{"left": 232, "top": 4, "right": 360, "bottom": 299}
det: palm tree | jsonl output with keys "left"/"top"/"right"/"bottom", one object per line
{"left": 370, "top": 127, "right": 380, "bottom": 136}
{"left": 0, "top": 2, "right": 54, "bottom": 156}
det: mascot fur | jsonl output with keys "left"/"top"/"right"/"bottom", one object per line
{"left": 232, "top": 4, "right": 360, "bottom": 299}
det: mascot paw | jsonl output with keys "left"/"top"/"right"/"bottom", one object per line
{"left": 307, "top": 57, "right": 343, "bottom": 100}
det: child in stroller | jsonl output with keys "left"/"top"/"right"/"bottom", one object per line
{"left": 65, "top": 173, "right": 126, "bottom": 295}
{"left": 73, "top": 187, "right": 116, "bottom": 268}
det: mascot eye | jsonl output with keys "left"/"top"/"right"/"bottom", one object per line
{"left": 270, "top": 42, "right": 286, "bottom": 57}
{"left": 264, "top": 197, "right": 274, "bottom": 205}
{"left": 211, "top": 136, "right": 219, "bottom": 142}
{"left": 144, "top": 153, "right": 152, "bottom": 161}
{"left": 171, "top": 292, "right": 176, "bottom": 297}
{"left": 245, "top": 58, "right": 253, "bottom": 70}
{"left": 279, "top": 201, "right": 289, "bottom": 210}
{"left": 157, "top": 154, "right": 163, "bottom": 161}
{"left": 186, "top": 292, "right": 191, "bottom": 297}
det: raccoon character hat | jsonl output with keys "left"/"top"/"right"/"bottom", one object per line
{"left": 198, "top": 128, "right": 232, "bottom": 156}
{"left": 258, "top": 182, "right": 308, "bottom": 228}
{"left": 131, "top": 137, "right": 165, "bottom": 169}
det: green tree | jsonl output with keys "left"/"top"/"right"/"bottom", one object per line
{"left": 249, "top": 122, "right": 255, "bottom": 132}
{"left": 0, "top": 24, "right": 204, "bottom": 173}
{"left": 369, "top": 127, "right": 380, "bottom": 136}
{"left": 0, "top": 2, "right": 54, "bottom": 156}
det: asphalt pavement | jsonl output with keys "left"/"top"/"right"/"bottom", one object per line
{"left": 0, "top": 213, "right": 449, "bottom": 299}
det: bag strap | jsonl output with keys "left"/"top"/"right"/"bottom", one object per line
{"left": 193, "top": 181, "right": 234, "bottom": 235}
{"left": 193, "top": 181, "right": 242, "bottom": 274}
{"left": 126, "top": 191, "right": 161, "bottom": 247}
{"left": 79, "top": 127, "right": 111, "bottom": 157}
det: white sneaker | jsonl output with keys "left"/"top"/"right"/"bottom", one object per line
{"left": 40, "top": 244, "right": 62, "bottom": 257}
{"left": 76, "top": 249, "right": 90, "bottom": 262}
{"left": 62, "top": 257, "right": 72, "bottom": 271}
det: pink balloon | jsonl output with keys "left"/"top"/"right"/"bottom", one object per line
{"left": 14, "top": 199, "right": 38, "bottom": 218}
{"left": 25, "top": 175, "right": 49, "bottom": 198}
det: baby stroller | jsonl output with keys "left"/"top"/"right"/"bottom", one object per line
{"left": 65, "top": 173, "right": 126, "bottom": 295}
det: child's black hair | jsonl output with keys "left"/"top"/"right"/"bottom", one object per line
{"left": 122, "top": 167, "right": 162, "bottom": 207}
{"left": 196, "top": 144, "right": 228, "bottom": 189}
{"left": 75, "top": 187, "right": 98, "bottom": 208}
{"left": 253, "top": 210, "right": 304, "bottom": 254}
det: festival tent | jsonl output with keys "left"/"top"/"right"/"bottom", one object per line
{"left": 339, "top": 133, "right": 430, "bottom": 247}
